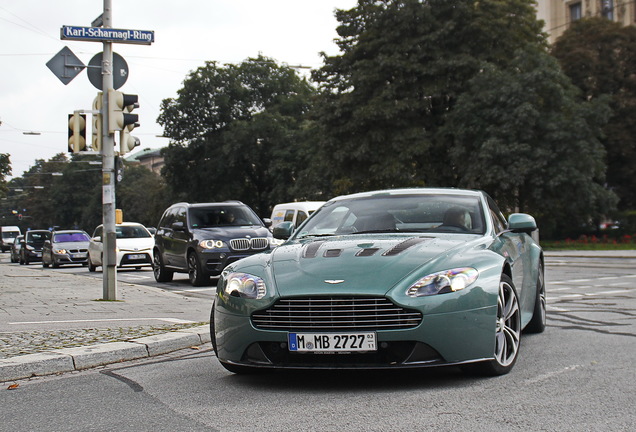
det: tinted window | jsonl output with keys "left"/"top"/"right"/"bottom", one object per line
{"left": 54, "top": 232, "right": 90, "bottom": 242}
{"left": 296, "top": 211, "right": 309, "bottom": 228}
{"left": 26, "top": 231, "right": 49, "bottom": 244}
{"left": 189, "top": 206, "right": 262, "bottom": 228}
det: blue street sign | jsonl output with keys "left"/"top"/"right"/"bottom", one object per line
{"left": 61, "top": 25, "right": 154, "bottom": 45}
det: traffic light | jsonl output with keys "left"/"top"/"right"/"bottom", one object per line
{"left": 108, "top": 89, "right": 138, "bottom": 134}
{"left": 119, "top": 123, "right": 141, "bottom": 155}
{"left": 92, "top": 92, "right": 103, "bottom": 151}
{"left": 68, "top": 113, "right": 86, "bottom": 153}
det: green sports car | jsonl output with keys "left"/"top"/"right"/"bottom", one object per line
{"left": 211, "top": 188, "right": 546, "bottom": 375}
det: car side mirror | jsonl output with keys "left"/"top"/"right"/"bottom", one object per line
{"left": 93, "top": 236, "right": 102, "bottom": 243}
{"left": 508, "top": 213, "right": 537, "bottom": 233}
{"left": 262, "top": 218, "right": 273, "bottom": 228}
{"left": 273, "top": 221, "right": 294, "bottom": 240}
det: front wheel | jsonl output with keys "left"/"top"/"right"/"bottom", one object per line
{"left": 153, "top": 252, "right": 173, "bottom": 282}
{"left": 87, "top": 255, "right": 96, "bottom": 272}
{"left": 465, "top": 274, "right": 521, "bottom": 376}
{"left": 188, "top": 252, "right": 209, "bottom": 287}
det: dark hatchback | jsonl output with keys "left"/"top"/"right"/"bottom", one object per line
{"left": 20, "top": 230, "right": 51, "bottom": 265}
{"left": 153, "top": 202, "right": 273, "bottom": 286}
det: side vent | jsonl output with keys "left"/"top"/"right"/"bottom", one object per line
{"left": 356, "top": 248, "right": 380, "bottom": 257}
{"left": 303, "top": 241, "right": 325, "bottom": 258}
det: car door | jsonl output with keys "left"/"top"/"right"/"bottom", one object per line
{"left": 170, "top": 206, "right": 189, "bottom": 269}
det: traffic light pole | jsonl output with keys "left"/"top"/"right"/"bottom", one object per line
{"left": 101, "top": 0, "right": 117, "bottom": 300}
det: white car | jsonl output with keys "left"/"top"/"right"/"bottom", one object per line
{"left": 88, "top": 222, "right": 154, "bottom": 272}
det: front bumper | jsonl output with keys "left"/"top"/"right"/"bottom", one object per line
{"left": 117, "top": 251, "right": 152, "bottom": 268}
{"left": 214, "top": 305, "right": 497, "bottom": 369}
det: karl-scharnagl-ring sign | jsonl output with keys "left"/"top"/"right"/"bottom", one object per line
{"left": 61, "top": 25, "right": 154, "bottom": 45}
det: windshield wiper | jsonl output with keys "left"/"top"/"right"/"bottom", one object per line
{"left": 297, "top": 233, "right": 336, "bottom": 239}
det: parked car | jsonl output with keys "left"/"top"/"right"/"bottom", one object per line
{"left": 19, "top": 230, "right": 51, "bottom": 265}
{"left": 1, "top": 225, "right": 21, "bottom": 252}
{"left": 269, "top": 201, "right": 325, "bottom": 231}
{"left": 88, "top": 223, "right": 154, "bottom": 272}
{"left": 10, "top": 234, "right": 24, "bottom": 263}
{"left": 211, "top": 188, "right": 546, "bottom": 375}
{"left": 42, "top": 230, "right": 91, "bottom": 268}
{"left": 153, "top": 201, "right": 273, "bottom": 287}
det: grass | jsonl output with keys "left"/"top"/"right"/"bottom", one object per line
{"left": 541, "top": 234, "right": 636, "bottom": 251}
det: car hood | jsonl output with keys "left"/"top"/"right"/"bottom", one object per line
{"left": 269, "top": 234, "right": 483, "bottom": 296}
{"left": 54, "top": 241, "right": 89, "bottom": 249}
{"left": 116, "top": 237, "right": 154, "bottom": 250}
{"left": 192, "top": 226, "right": 271, "bottom": 239}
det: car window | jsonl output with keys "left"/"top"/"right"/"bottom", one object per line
{"left": 116, "top": 226, "right": 151, "bottom": 239}
{"left": 26, "top": 231, "right": 49, "bottom": 244}
{"left": 486, "top": 195, "right": 508, "bottom": 234}
{"left": 189, "top": 206, "right": 262, "bottom": 228}
{"left": 54, "top": 232, "right": 90, "bottom": 242}
{"left": 284, "top": 210, "right": 295, "bottom": 222}
{"left": 296, "top": 194, "right": 486, "bottom": 237}
{"left": 296, "top": 211, "right": 308, "bottom": 228}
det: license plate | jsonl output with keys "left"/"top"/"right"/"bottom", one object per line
{"left": 288, "top": 332, "right": 377, "bottom": 353}
{"left": 71, "top": 253, "right": 86, "bottom": 259}
{"left": 35, "top": 253, "right": 42, "bottom": 257}
{"left": 127, "top": 254, "right": 146, "bottom": 260}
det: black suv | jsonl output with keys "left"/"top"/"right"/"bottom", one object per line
{"left": 153, "top": 201, "right": 273, "bottom": 286}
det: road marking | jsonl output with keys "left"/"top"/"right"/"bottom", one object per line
{"left": 525, "top": 364, "right": 584, "bottom": 384}
{"left": 8, "top": 318, "right": 196, "bottom": 325}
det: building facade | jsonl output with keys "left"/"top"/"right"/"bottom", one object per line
{"left": 537, "top": 0, "right": 636, "bottom": 43}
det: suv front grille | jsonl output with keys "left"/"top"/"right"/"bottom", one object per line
{"left": 251, "top": 297, "right": 422, "bottom": 331}
{"left": 230, "top": 237, "right": 269, "bottom": 251}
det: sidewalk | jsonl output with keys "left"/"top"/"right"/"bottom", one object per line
{"left": 0, "top": 261, "right": 212, "bottom": 383}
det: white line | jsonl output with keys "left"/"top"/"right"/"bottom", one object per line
{"left": 525, "top": 365, "right": 584, "bottom": 384}
{"left": 8, "top": 318, "right": 196, "bottom": 325}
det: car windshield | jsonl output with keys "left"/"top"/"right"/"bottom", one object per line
{"left": 2, "top": 232, "right": 18, "bottom": 240}
{"left": 26, "top": 232, "right": 49, "bottom": 245}
{"left": 295, "top": 194, "right": 486, "bottom": 238}
{"left": 54, "top": 232, "right": 90, "bottom": 242}
{"left": 116, "top": 226, "right": 151, "bottom": 239}
{"left": 189, "top": 206, "right": 262, "bottom": 228}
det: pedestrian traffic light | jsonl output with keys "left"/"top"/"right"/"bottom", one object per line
{"left": 92, "top": 92, "right": 103, "bottom": 152}
{"left": 108, "top": 89, "right": 138, "bottom": 134}
{"left": 68, "top": 113, "right": 86, "bottom": 153}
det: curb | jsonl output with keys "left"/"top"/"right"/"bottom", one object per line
{"left": 0, "top": 325, "right": 211, "bottom": 383}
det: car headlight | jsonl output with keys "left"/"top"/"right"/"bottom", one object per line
{"left": 53, "top": 248, "right": 67, "bottom": 255}
{"left": 406, "top": 268, "right": 478, "bottom": 297}
{"left": 200, "top": 240, "right": 225, "bottom": 249}
{"left": 224, "top": 272, "right": 267, "bottom": 299}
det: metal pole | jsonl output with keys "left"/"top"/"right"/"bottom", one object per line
{"left": 101, "top": 0, "right": 117, "bottom": 300}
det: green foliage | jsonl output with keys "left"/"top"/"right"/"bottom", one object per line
{"left": 309, "top": 0, "right": 548, "bottom": 194}
{"left": 551, "top": 17, "right": 636, "bottom": 210}
{"left": 116, "top": 163, "right": 171, "bottom": 228}
{"left": 0, "top": 153, "right": 10, "bottom": 197}
{"left": 440, "top": 46, "right": 617, "bottom": 236}
{"left": 158, "top": 55, "right": 316, "bottom": 215}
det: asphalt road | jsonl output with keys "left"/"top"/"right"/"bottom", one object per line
{"left": 1, "top": 253, "right": 634, "bottom": 431}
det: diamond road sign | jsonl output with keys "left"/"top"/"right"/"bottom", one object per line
{"left": 46, "top": 46, "right": 86, "bottom": 85}
{"left": 61, "top": 25, "right": 154, "bottom": 45}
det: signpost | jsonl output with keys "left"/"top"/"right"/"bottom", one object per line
{"left": 47, "top": 0, "right": 154, "bottom": 301}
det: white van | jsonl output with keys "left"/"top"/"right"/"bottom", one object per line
{"left": 270, "top": 201, "right": 325, "bottom": 230}
{"left": 1, "top": 226, "right": 22, "bottom": 252}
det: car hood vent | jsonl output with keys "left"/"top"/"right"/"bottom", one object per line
{"left": 382, "top": 237, "right": 430, "bottom": 256}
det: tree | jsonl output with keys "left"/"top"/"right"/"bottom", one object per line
{"left": 157, "top": 55, "right": 316, "bottom": 215}
{"left": 309, "top": 0, "right": 547, "bottom": 194}
{"left": 0, "top": 153, "right": 10, "bottom": 198}
{"left": 441, "top": 47, "right": 616, "bottom": 237}
{"left": 551, "top": 17, "right": 636, "bottom": 210}
{"left": 116, "top": 162, "right": 171, "bottom": 228}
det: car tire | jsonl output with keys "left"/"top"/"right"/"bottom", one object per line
{"left": 153, "top": 251, "right": 173, "bottom": 282}
{"left": 524, "top": 263, "right": 546, "bottom": 334}
{"left": 464, "top": 274, "right": 521, "bottom": 376}
{"left": 87, "top": 256, "right": 96, "bottom": 272}
{"left": 188, "top": 252, "right": 209, "bottom": 287}
{"left": 52, "top": 261, "right": 60, "bottom": 268}
{"left": 42, "top": 260, "right": 49, "bottom": 268}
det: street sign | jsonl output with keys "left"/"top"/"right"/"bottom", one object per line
{"left": 46, "top": 46, "right": 86, "bottom": 85}
{"left": 61, "top": 25, "right": 154, "bottom": 45}
{"left": 87, "top": 52, "right": 129, "bottom": 90}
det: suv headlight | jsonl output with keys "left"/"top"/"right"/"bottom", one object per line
{"left": 224, "top": 272, "right": 267, "bottom": 299}
{"left": 200, "top": 240, "right": 225, "bottom": 249}
{"left": 406, "top": 268, "right": 478, "bottom": 297}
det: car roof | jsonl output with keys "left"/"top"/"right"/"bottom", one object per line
{"left": 170, "top": 201, "right": 246, "bottom": 209}
{"left": 329, "top": 188, "right": 483, "bottom": 202}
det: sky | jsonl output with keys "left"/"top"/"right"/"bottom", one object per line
{"left": 0, "top": 0, "right": 358, "bottom": 179}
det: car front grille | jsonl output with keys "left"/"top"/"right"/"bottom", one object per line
{"left": 230, "top": 238, "right": 269, "bottom": 251}
{"left": 251, "top": 297, "right": 422, "bottom": 331}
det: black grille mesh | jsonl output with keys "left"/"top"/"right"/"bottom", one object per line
{"left": 251, "top": 297, "right": 422, "bottom": 331}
